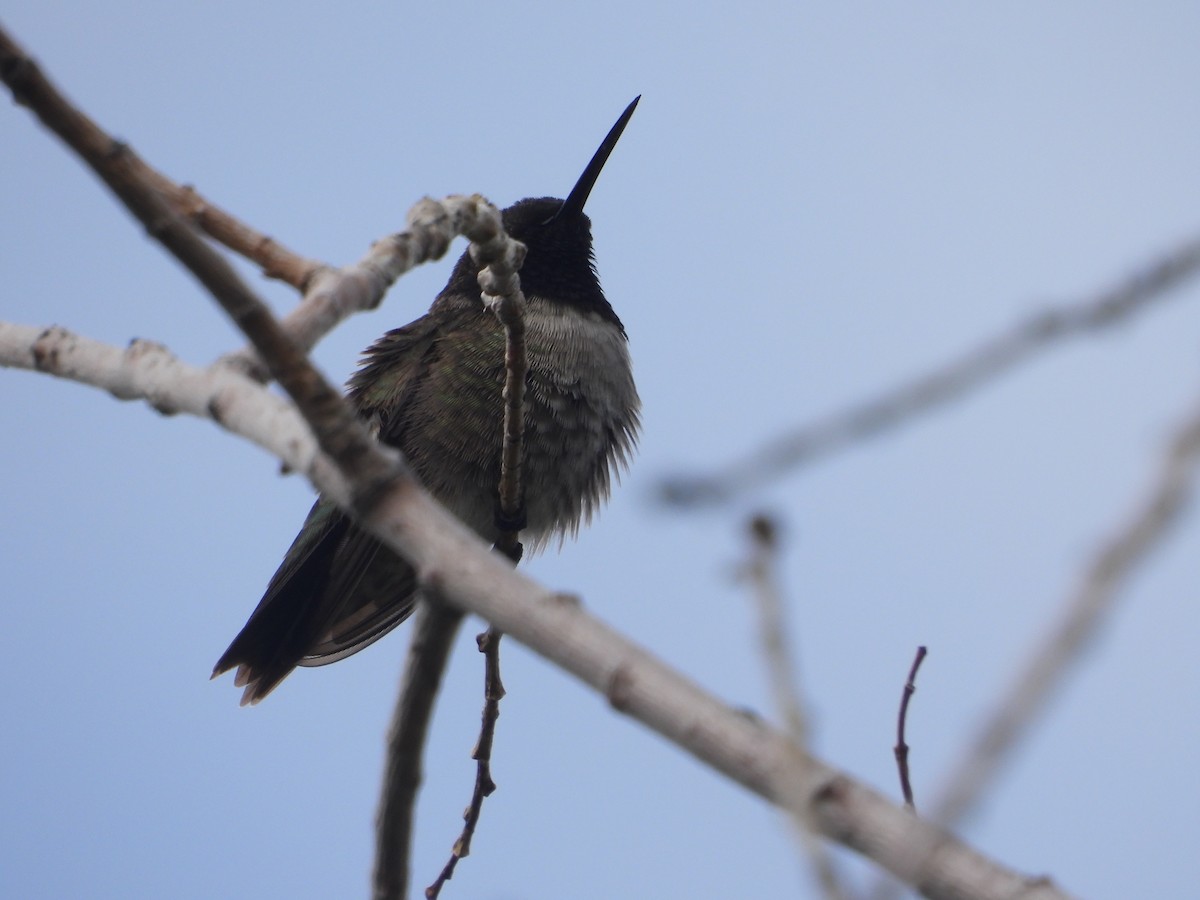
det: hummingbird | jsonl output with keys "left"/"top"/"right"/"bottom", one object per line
{"left": 213, "top": 97, "right": 641, "bottom": 705}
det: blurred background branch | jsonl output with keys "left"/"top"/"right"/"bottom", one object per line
{"left": 659, "top": 236, "right": 1200, "bottom": 508}
{"left": 928, "top": 387, "right": 1200, "bottom": 830}
{"left": 740, "top": 513, "right": 849, "bottom": 900}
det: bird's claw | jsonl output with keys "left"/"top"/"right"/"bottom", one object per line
{"left": 494, "top": 501, "right": 527, "bottom": 534}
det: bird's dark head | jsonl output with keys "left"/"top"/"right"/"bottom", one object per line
{"left": 498, "top": 196, "right": 600, "bottom": 305}
{"left": 440, "top": 97, "right": 639, "bottom": 326}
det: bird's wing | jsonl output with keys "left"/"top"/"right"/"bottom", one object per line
{"left": 214, "top": 316, "right": 442, "bottom": 703}
{"left": 296, "top": 536, "right": 419, "bottom": 666}
{"left": 212, "top": 496, "right": 357, "bottom": 701}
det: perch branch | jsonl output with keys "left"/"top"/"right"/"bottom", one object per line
{"left": 0, "top": 319, "right": 1077, "bottom": 900}
{"left": 425, "top": 215, "right": 529, "bottom": 898}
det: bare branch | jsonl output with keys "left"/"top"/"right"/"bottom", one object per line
{"left": 425, "top": 628, "right": 506, "bottom": 899}
{"left": 154, "top": 180, "right": 322, "bottom": 290}
{"left": 659, "top": 235, "right": 1200, "bottom": 508}
{"left": 928, "top": 390, "right": 1200, "bottom": 831}
{"left": 0, "top": 321, "right": 1078, "bottom": 899}
{"left": 4, "top": 22, "right": 537, "bottom": 518}
{"left": 0, "top": 321, "right": 344, "bottom": 491}
{"left": 895, "top": 646, "right": 929, "bottom": 811}
{"left": 220, "top": 195, "right": 523, "bottom": 380}
{"left": 741, "top": 514, "right": 849, "bottom": 900}
{"left": 0, "top": 27, "right": 320, "bottom": 291}
{"left": 0, "top": 24, "right": 506, "bottom": 388}
{"left": 1, "top": 25, "right": 389, "bottom": 491}
{"left": 374, "top": 601, "right": 465, "bottom": 900}
{"left": 420, "top": 215, "right": 530, "bottom": 899}
{"left": 5, "top": 32, "right": 541, "bottom": 899}
{"left": 479, "top": 233, "right": 529, "bottom": 557}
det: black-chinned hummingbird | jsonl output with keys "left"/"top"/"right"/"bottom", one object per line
{"left": 213, "top": 98, "right": 641, "bottom": 704}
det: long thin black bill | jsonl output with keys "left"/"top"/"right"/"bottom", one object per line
{"left": 556, "top": 95, "right": 640, "bottom": 221}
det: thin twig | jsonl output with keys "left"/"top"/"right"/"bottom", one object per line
{"left": 374, "top": 601, "right": 466, "bottom": 900}
{"left": 927, "top": 391, "right": 1200, "bottom": 831}
{"left": 742, "top": 514, "right": 849, "bottom": 900}
{"left": 0, "top": 32, "right": 320, "bottom": 292}
{"left": 425, "top": 628, "right": 506, "bottom": 899}
{"left": 659, "top": 236, "right": 1200, "bottom": 507}
{"left": 155, "top": 180, "right": 321, "bottom": 289}
{"left": 869, "top": 391, "right": 1200, "bottom": 900}
{"left": 371, "top": 222, "right": 528, "bottom": 898}
{"left": 479, "top": 226, "right": 529, "bottom": 561}
{"left": 895, "top": 646, "right": 928, "bottom": 811}
{"left": 426, "top": 235, "right": 529, "bottom": 898}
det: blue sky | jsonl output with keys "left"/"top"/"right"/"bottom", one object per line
{"left": 3, "top": 4, "right": 1200, "bottom": 898}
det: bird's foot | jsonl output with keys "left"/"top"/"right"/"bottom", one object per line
{"left": 493, "top": 501, "right": 527, "bottom": 534}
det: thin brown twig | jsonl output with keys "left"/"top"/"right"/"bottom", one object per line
{"left": 0, "top": 33, "right": 320, "bottom": 292}
{"left": 474, "top": 631, "right": 506, "bottom": 786}
{"left": 425, "top": 231, "right": 528, "bottom": 899}
{"left": 870, "top": 391, "right": 1200, "bottom": 900}
{"left": 156, "top": 180, "right": 322, "bottom": 289}
{"left": 742, "top": 514, "right": 849, "bottom": 900}
{"left": 425, "top": 628, "right": 506, "bottom": 899}
{"left": 374, "top": 601, "right": 465, "bottom": 900}
{"left": 894, "top": 646, "right": 928, "bottom": 811}
{"left": 659, "top": 235, "right": 1200, "bottom": 508}
{"left": 373, "top": 231, "right": 527, "bottom": 898}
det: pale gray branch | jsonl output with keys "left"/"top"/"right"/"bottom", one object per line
{"left": 373, "top": 600, "right": 465, "bottom": 900}
{"left": 0, "top": 321, "right": 1075, "bottom": 900}
{"left": 220, "top": 195, "right": 527, "bottom": 380}
{"left": 0, "top": 322, "right": 345, "bottom": 494}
